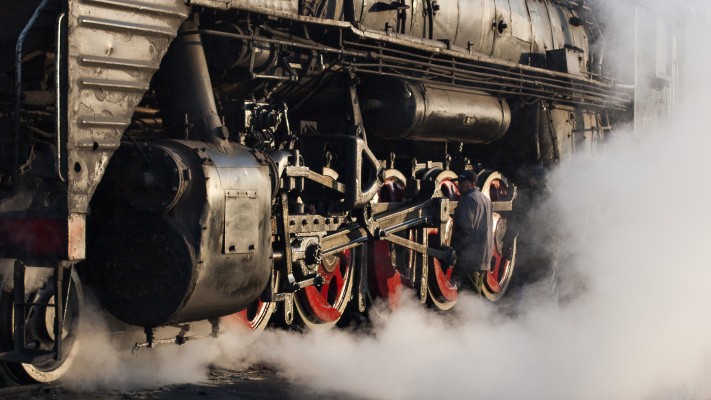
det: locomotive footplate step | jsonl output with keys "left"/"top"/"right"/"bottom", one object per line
{"left": 134, "top": 323, "right": 223, "bottom": 351}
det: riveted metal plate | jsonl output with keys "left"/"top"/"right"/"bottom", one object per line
{"left": 224, "top": 191, "right": 259, "bottom": 254}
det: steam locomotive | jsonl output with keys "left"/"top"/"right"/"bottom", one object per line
{"left": 0, "top": 0, "right": 679, "bottom": 385}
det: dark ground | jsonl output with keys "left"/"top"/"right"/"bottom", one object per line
{"left": 0, "top": 365, "right": 357, "bottom": 400}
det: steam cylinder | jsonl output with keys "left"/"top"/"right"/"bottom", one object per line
{"left": 359, "top": 78, "right": 511, "bottom": 143}
{"left": 89, "top": 140, "right": 273, "bottom": 327}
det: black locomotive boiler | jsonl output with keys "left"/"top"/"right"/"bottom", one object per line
{"left": 0, "top": 0, "right": 662, "bottom": 385}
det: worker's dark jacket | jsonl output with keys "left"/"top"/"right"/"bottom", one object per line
{"left": 451, "top": 187, "right": 493, "bottom": 272}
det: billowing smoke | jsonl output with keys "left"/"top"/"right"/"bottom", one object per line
{"left": 58, "top": 1, "right": 711, "bottom": 398}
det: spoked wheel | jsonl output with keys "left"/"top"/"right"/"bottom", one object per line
{"left": 228, "top": 297, "right": 275, "bottom": 338}
{"left": 479, "top": 171, "right": 517, "bottom": 301}
{"left": 293, "top": 249, "right": 355, "bottom": 329}
{"left": 368, "top": 232, "right": 416, "bottom": 309}
{"left": 368, "top": 172, "right": 416, "bottom": 309}
{"left": 426, "top": 174, "right": 460, "bottom": 310}
{"left": 0, "top": 267, "right": 82, "bottom": 385}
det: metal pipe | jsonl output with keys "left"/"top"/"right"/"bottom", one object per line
{"left": 344, "top": 40, "right": 620, "bottom": 96}
{"left": 348, "top": 58, "right": 627, "bottom": 104}
{"left": 15, "top": 0, "right": 52, "bottom": 187}
{"left": 196, "top": 28, "right": 612, "bottom": 94}
{"left": 191, "top": 29, "right": 627, "bottom": 109}
{"left": 55, "top": 12, "right": 66, "bottom": 183}
{"left": 351, "top": 68, "right": 623, "bottom": 109}
{"left": 13, "top": 260, "right": 26, "bottom": 352}
{"left": 53, "top": 264, "right": 64, "bottom": 360}
{"left": 158, "top": 21, "right": 231, "bottom": 147}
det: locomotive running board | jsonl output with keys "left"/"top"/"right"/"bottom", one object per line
{"left": 188, "top": 0, "right": 630, "bottom": 110}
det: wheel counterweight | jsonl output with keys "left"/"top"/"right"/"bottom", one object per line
{"left": 368, "top": 174, "right": 415, "bottom": 309}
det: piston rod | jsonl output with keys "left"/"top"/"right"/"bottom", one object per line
{"left": 375, "top": 229, "right": 458, "bottom": 266}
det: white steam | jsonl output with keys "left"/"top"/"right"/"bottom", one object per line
{"left": 61, "top": 298, "right": 254, "bottom": 391}
{"left": 238, "top": 3, "right": 711, "bottom": 399}
{"left": 57, "top": 2, "right": 711, "bottom": 399}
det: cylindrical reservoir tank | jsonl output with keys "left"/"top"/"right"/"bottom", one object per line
{"left": 359, "top": 78, "right": 511, "bottom": 143}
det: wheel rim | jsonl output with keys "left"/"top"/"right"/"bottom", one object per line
{"left": 294, "top": 249, "right": 354, "bottom": 329}
{"left": 427, "top": 223, "right": 459, "bottom": 310}
{"left": 427, "top": 175, "right": 459, "bottom": 310}
{"left": 479, "top": 172, "right": 517, "bottom": 301}
{"left": 0, "top": 268, "right": 82, "bottom": 384}
{"left": 228, "top": 297, "right": 275, "bottom": 336}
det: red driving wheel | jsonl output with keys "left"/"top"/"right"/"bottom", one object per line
{"left": 485, "top": 215, "right": 508, "bottom": 293}
{"left": 229, "top": 297, "right": 275, "bottom": 335}
{"left": 294, "top": 249, "right": 355, "bottom": 329}
{"left": 479, "top": 172, "right": 517, "bottom": 301}
{"left": 368, "top": 174, "right": 415, "bottom": 309}
{"left": 426, "top": 176, "right": 459, "bottom": 310}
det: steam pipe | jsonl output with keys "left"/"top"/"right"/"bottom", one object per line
{"left": 158, "top": 18, "right": 231, "bottom": 150}
{"left": 14, "top": 0, "right": 52, "bottom": 187}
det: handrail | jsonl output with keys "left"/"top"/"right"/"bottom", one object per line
{"left": 14, "top": 0, "right": 52, "bottom": 187}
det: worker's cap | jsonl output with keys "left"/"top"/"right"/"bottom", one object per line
{"left": 453, "top": 170, "right": 477, "bottom": 183}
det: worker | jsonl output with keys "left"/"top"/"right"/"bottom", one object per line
{"left": 451, "top": 170, "right": 493, "bottom": 292}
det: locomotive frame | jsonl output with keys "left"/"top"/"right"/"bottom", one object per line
{"left": 0, "top": 0, "right": 685, "bottom": 385}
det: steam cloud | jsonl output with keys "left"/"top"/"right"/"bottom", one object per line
{"left": 60, "top": 1, "right": 711, "bottom": 399}
{"left": 62, "top": 299, "right": 255, "bottom": 390}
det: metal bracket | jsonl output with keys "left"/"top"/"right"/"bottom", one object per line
{"left": 283, "top": 293, "right": 294, "bottom": 325}
{"left": 357, "top": 243, "right": 368, "bottom": 312}
{"left": 285, "top": 166, "right": 346, "bottom": 193}
{"left": 491, "top": 186, "right": 517, "bottom": 212}
{"left": 419, "top": 228, "right": 429, "bottom": 303}
{"left": 277, "top": 191, "right": 295, "bottom": 325}
{"left": 272, "top": 273, "right": 325, "bottom": 303}
{"left": 298, "top": 134, "right": 381, "bottom": 210}
{"left": 133, "top": 322, "right": 222, "bottom": 352}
